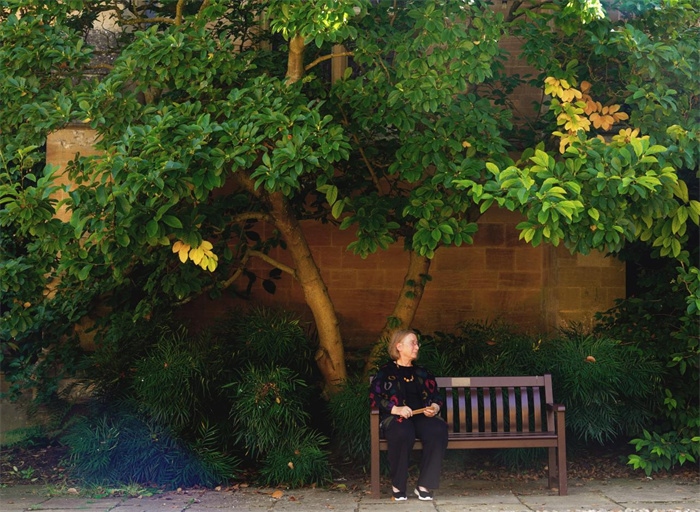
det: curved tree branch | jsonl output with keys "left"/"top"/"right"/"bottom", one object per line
{"left": 305, "top": 51, "right": 354, "bottom": 72}
{"left": 247, "top": 249, "right": 296, "bottom": 277}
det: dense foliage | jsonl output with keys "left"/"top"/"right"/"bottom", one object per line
{"left": 61, "top": 307, "right": 329, "bottom": 488}
{"left": 2, "top": 0, "right": 698, "bottom": 393}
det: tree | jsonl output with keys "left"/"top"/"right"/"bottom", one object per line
{"left": 1, "top": 0, "right": 698, "bottom": 395}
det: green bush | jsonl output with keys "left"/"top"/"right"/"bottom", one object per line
{"left": 423, "top": 320, "right": 541, "bottom": 377}
{"left": 326, "top": 376, "right": 370, "bottom": 464}
{"left": 131, "top": 326, "right": 209, "bottom": 433}
{"left": 594, "top": 240, "right": 699, "bottom": 474}
{"left": 62, "top": 405, "right": 239, "bottom": 488}
{"left": 213, "top": 306, "right": 317, "bottom": 380}
{"left": 258, "top": 428, "right": 332, "bottom": 488}
{"left": 628, "top": 429, "right": 700, "bottom": 476}
{"left": 226, "top": 364, "right": 312, "bottom": 458}
{"left": 58, "top": 306, "right": 330, "bottom": 488}
{"left": 538, "top": 331, "right": 661, "bottom": 445}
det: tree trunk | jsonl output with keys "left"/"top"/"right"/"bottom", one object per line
{"left": 286, "top": 34, "right": 306, "bottom": 85}
{"left": 365, "top": 251, "right": 432, "bottom": 373}
{"left": 265, "top": 191, "right": 347, "bottom": 393}
{"left": 235, "top": 170, "right": 347, "bottom": 393}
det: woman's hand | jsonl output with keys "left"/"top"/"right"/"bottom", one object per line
{"left": 392, "top": 406, "right": 413, "bottom": 419}
{"left": 425, "top": 404, "right": 440, "bottom": 417}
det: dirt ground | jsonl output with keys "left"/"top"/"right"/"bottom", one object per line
{"left": 1, "top": 440, "right": 698, "bottom": 490}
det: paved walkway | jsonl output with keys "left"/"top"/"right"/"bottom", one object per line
{"left": 1, "top": 477, "right": 698, "bottom": 512}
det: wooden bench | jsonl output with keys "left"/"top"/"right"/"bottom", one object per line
{"left": 370, "top": 374, "right": 567, "bottom": 496}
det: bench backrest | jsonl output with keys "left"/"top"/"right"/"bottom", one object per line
{"left": 435, "top": 375, "right": 555, "bottom": 434}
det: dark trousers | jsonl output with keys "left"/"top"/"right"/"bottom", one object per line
{"left": 384, "top": 415, "right": 448, "bottom": 493}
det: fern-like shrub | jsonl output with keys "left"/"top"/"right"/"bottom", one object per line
{"left": 227, "top": 364, "right": 312, "bottom": 458}
{"left": 213, "top": 306, "right": 317, "bottom": 380}
{"left": 60, "top": 306, "right": 329, "bottom": 488}
{"left": 422, "top": 320, "right": 541, "bottom": 377}
{"left": 62, "top": 406, "right": 239, "bottom": 488}
{"left": 225, "top": 362, "right": 332, "bottom": 487}
{"left": 258, "top": 429, "right": 332, "bottom": 488}
{"left": 326, "top": 376, "right": 370, "bottom": 464}
{"left": 538, "top": 331, "right": 662, "bottom": 445}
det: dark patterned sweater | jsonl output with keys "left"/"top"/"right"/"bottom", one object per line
{"left": 369, "top": 360, "right": 444, "bottom": 429}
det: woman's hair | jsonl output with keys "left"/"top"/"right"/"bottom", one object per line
{"left": 387, "top": 329, "right": 415, "bottom": 361}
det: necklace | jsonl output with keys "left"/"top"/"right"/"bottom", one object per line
{"left": 396, "top": 361, "right": 415, "bottom": 382}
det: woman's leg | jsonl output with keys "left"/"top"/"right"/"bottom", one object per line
{"left": 384, "top": 418, "right": 416, "bottom": 493}
{"left": 414, "top": 416, "right": 448, "bottom": 489}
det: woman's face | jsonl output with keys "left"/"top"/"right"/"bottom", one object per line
{"left": 397, "top": 333, "right": 420, "bottom": 360}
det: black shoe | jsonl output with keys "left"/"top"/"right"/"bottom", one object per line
{"left": 414, "top": 488, "right": 433, "bottom": 501}
{"left": 391, "top": 491, "right": 407, "bottom": 501}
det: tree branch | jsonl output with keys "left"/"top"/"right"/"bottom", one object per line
{"left": 175, "top": 0, "right": 185, "bottom": 25}
{"left": 338, "top": 104, "right": 383, "bottom": 194}
{"left": 247, "top": 249, "right": 296, "bottom": 277}
{"left": 305, "top": 51, "right": 354, "bottom": 72}
{"left": 229, "top": 212, "right": 274, "bottom": 225}
{"left": 174, "top": 245, "right": 297, "bottom": 307}
{"left": 197, "top": 0, "right": 211, "bottom": 21}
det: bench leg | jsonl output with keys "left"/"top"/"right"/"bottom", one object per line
{"left": 547, "top": 447, "right": 557, "bottom": 490}
{"left": 556, "top": 409, "right": 567, "bottom": 496}
{"left": 371, "top": 451, "right": 380, "bottom": 497}
{"left": 557, "top": 430, "right": 567, "bottom": 495}
{"left": 547, "top": 446, "right": 568, "bottom": 496}
{"left": 370, "top": 413, "right": 381, "bottom": 497}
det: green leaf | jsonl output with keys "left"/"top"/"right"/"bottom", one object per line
{"left": 77, "top": 264, "right": 93, "bottom": 281}
{"left": 146, "top": 220, "right": 159, "bottom": 237}
{"left": 162, "top": 215, "right": 183, "bottom": 229}
{"left": 485, "top": 162, "right": 500, "bottom": 176}
{"left": 331, "top": 200, "right": 345, "bottom": 219}
{"left": 326, "top": 185, "right": 338, "bottom": 205}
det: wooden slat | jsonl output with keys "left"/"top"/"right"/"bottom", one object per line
{"left": 483, "top": 387, "right": 491, "bottom": 432}
{"left": 533, "top": 387, "right": 542, "bottom": 431}
{"left": 508, "top": 387, "right": 516, "bottom": 432}
{"left": 457, "top": 387, "right": 467, "bottom": 433}
{"left": 495, "top": 387, "right": 504, "bottom": 431}
{"left": 521, "top": 386, "right": 530, "bottom": 432}
{"left": 445, "top": 387, "right": 455, "bottom": 431}
{"left": 470, "top": 387, "right": 479, "bottom": 432}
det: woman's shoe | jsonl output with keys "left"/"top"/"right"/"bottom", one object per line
{"left": 391, "top": 491, "right": 407, "bottom": 501}
{"left": 414, "top": 488, "right": 433, "bottom": 501}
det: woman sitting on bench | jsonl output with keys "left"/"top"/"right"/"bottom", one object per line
{"left": 368, "top": 329, "right": 449, "bottom": 501}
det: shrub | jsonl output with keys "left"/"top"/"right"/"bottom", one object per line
{"left": 226, "top": 363, "right": 311, "bottom": 459}
{"left": 594, "top": 240, "right": 700, "bottom": 474}
{"left": 628, "top": 429, "right": 700, "bottom": 476}
{"left": 258, "top": 428, "right": 332, "bottom": 488}
{"left": 59, "top": 306, "right": 329, "bottom": 488}
{"left": 538, "top": 331, "right": 662, "bottom": 445}
{"left": 426, "top": 320, "right": 541, "bottom": 377}
{"left": 131, "top": 326, "right": 209, "bottom": 433}
{"left": 326, "top": 376, "right": 370, "bottom": 464}
{"left": 62, "top": 405, "right": 239, "bottom": 488}
{"left": 212, "top": 306, "right": 317, "bottom": 380}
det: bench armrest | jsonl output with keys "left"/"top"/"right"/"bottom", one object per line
{"left": 546, "top": 403, "right": 566, "bottom": 412}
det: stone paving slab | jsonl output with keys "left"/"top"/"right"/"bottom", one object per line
{"left": 0, "top": 477, "right": 697, "bottom": 512}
